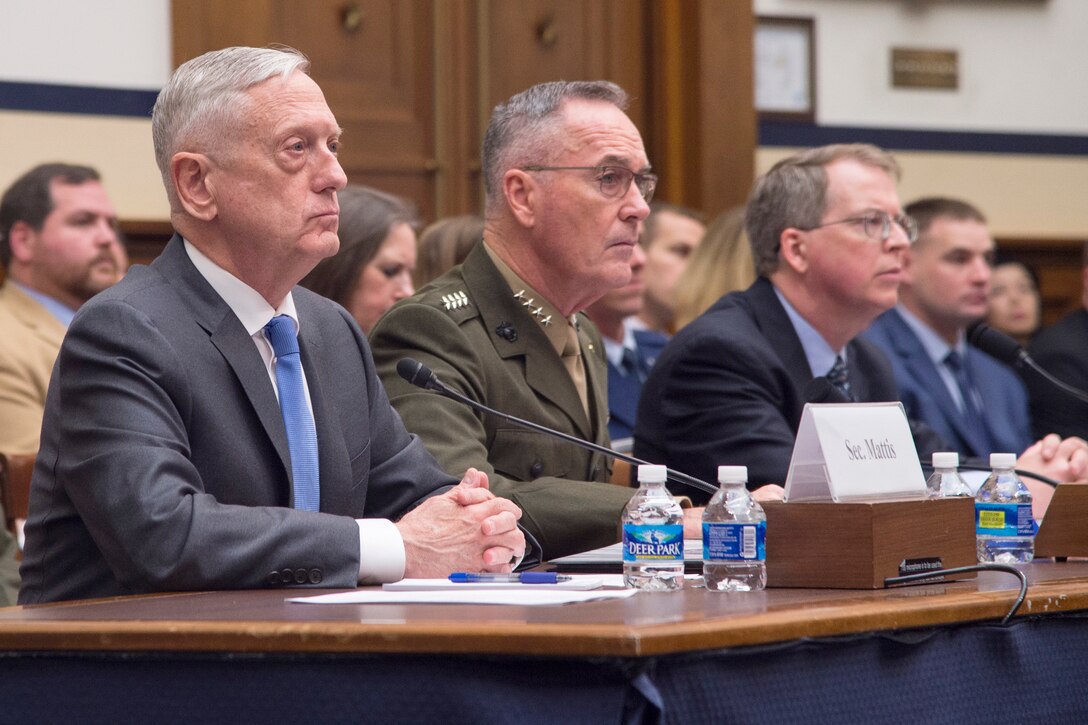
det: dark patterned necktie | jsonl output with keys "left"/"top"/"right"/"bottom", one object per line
{"left": 826, "top": 355, "right": 853, "bottom": 401}
{"left": 945, "top": 350, "right": 984, "bottom": 432}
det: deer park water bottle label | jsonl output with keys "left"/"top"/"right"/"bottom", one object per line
{"left": 975, "top": 502, "right": 1036, "bottom": 537}
{"left": 622, "top": 525, "right": 684, "bottom": 562}
{"left": 702, "top": 522, "right": 766, "bottom": 561}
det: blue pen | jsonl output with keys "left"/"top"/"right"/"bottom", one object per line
{"left": 448, "top": 572, "right": 572, "bottom": 584}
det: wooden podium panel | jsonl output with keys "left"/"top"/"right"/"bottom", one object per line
{"left": 1036, "top": 481, "right": 1088, "bottom": 558}
{"left": 764, "top": 497, "right": 977, "bottom": 589}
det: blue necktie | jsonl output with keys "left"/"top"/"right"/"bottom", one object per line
{"left": 265, "top": 315, "right": 320, "bottom": 511}
{"left": 620, "top": 346, "right": 646, "bottom": 383}
{"left": 945, "top": 350, "right": 985, "bottom": 434}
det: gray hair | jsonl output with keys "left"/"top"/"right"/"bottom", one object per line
{"left": 152, "top": 46, "right": 310, "bottom": 206}
{"left": 745, "top": 143, "right": 901, "bottom": 277}
{"left": 481, "top": 80, "right": 628, "bottom": 215}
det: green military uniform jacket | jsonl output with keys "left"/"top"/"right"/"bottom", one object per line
{"left": 370, "top": 243, "right": 635, "bottom": 559}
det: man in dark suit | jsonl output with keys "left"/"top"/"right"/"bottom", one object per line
{"left": 863, "top": 198, "right": 1031, "bottom": 458}
{"left": 19, "top": 46, "right": 523, "bottom": 604}
{"left": 371, "top": 81, "right": 703, "bottom": 560}
{"left": 1027, "top": 243, "right": 1088, "bottom": 440}
{"left": 636, "top": 145, "right": 1085, "bottom": 503}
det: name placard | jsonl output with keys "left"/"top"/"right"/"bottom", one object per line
{"left": 785, "top": 403, "right": 926, "bottom": 502}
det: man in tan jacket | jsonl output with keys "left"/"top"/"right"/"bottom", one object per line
{"left": 0, "top": 163, "right": 127, "bottom": 454}
{"left": 0, "top": 163, "right": 125, "bottom": 603}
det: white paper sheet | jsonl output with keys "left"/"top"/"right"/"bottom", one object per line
{"left": 381, "top": 575, "right": 608, "bottom": 592}
{"left": 287, "top": 586, "right": 638, "bottom": 606}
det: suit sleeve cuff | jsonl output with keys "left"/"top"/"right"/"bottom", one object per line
{"left": 356, "top": 519, "right": 406, "bottom": 584}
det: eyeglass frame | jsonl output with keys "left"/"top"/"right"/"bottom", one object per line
{"left": 519, "top": 165, "right": 658, "bottom": 204}
{"left": 798, "top": 210, "right": 919, "bottom": 244}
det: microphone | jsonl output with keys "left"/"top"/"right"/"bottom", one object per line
{"left": 968, "top": 322, "right": 1088, "bottom": 405}
{"left": 803, "top": 376, "right": 850, "bottom": 404}
{"left": 395, "top": 357, "right": 718, "bottom": 497}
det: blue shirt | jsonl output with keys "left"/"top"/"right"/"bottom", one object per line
{"left": 12, "top": 282, "right": 75, "bottom": 327}
{"left": 773, "top": 286, "right": 845, "bottom": 378}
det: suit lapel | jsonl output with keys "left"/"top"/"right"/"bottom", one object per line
{"left": 883, "top": 310, "right": 987, "bottom": 455}
{"left": 153, "top": 237, "right": 293, "bottom": 481}
{"left": 747, "top": 278, "right": 815, "bottom": 388}
{"left": 462, "top": 247, "right": 593, "bottom": 438}
{"left": 296, "top": 299, "right": 352, "bottom": 513}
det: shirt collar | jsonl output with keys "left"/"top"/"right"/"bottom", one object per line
{"left": 773, "top": 285, "right": 845, "bottom": 378}
{"left": 183, "top": 238, "right": 300, "bottom": 337}
{"left": 11, "top": 281, "right": 76, "bottom": 327}
{"left": 484, "top": 242, "right": 570, "bottom": 356}
{"left": 600, "top": 318, "right": 639, "bottom": 367}
{"left": 895, "top": 304, "right": 967, "bottom": 365}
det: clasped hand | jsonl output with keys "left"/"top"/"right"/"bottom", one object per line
{"left": 396, "top": 468, "right": 525, "bottom": 578}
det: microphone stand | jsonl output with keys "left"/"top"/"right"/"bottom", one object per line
{"left": 396, "top": 358, "right": 718, "bottom": 497}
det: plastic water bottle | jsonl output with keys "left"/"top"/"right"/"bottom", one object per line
{"left": 622, "top": 464, "right": 684, "bottom": 591}
{"left": 976, "top": 452, "right": 1035, "bottom": 563}
{"left": 926, "top": 452, "right": 973, "bottom": 498}
{"left": 702, "top": 465, "right": 766, "bottom": 592}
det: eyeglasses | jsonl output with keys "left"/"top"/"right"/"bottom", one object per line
{"left": 520, "top": 165, "right": 657, "bottom": 203}
{"left": 800, "top": 210, "right": 918, "bottom": 244}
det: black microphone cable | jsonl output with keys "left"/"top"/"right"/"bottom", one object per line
{"left": 884, "top": 563, "right": 1028, "bottom": 625}
{"left": 396, "top": 358, "right": 719, "bottom": 497}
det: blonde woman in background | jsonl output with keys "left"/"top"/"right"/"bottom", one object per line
{"left": 673, "top": 207, "right": 755, "bottom": 330}
{"left": 414, "top": 214, "right": 483, "bottom": 288}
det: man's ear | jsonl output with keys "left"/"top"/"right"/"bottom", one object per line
{"left": 171, "top": 153, "right": 218, "bottom": 222}
{"left": 779, "top": 228, "right": 808, "bottom": 275}
{"left": 503, "top": 169, "right": 537, "bottom": 228}
{"left": 7, "top": 221, "right": 36, "bottom": 264}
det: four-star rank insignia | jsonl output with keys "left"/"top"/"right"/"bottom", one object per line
{"left": 441, "top": 290, "right": 470, "bottom": 310}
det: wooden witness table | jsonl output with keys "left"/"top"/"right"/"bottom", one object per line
{"left": 2, "top": 563, "right": 1088, "bottom": 723}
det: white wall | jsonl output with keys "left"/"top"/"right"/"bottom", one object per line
{"left": 0, "top": 0, "right": 171, "bottom": 219}
{"left": 0, "top": 0, "right": 171, "bottom": 89}
{"left": 755, "top": 0, "right": 1088, "bottom": 135}
{"left": 755, "top": 0, "right": 1088, "bottom": 238}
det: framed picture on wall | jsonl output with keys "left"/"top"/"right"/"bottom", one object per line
{"left": 755, "top": 16, "right": 816, "bottom": 122}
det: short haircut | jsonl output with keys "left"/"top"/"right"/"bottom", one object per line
{"left": 640, "top": 201, "right": 706, "bottom": 249}
{"left": 0, "top": 162, "right": 101, "bottom": 269}
{"left": 481, "top": 80, "right": 628, "bottom": 215}
{"left": 299, "top": 184, "right": 420, "bottom": 308}
{"left": 903, "top": 197, "right": 986, "bottom": 244}
{"left": 745, "top": 143, "right": 901, "bottom": 277}
{"left": 152, "top": 45, "right": 310, "bottom": 207}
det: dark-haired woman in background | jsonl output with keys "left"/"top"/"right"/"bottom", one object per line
{"left": 301, "top": 184, "right": 420, "bottom": 334}
{"left": 986, "top": 261, "right": 1041, "bottom": 349}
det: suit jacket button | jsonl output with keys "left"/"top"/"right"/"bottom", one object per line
{"left": 281, "top": 568, "right": 294, "bottom": 585}
{"left": 294, "top": 568, "right": 308, "bottom": 584}
{"left": 309, "top": 569, "right": 323, "bottom": 584}
{"left": 529, "top": 461, "right": 544, "bottom": 477}
{"left": 267, "top": 571, "right": 281, "bottom": 585}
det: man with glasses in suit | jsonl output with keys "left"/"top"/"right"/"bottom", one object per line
{"left": 637, "top": 145, "right": 1085, "bottom": 504}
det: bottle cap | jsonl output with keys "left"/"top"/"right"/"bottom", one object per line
{"left": 717, "top": 465, "right": 748, "bottom": 482}
{"left": 932, "top": 452, "right": 959, "bottom": 468}
{"left": 637, "top": 464, "right": 668, "bottom": 484}
{"left": 989, "top": 452, "right": 1016, "bottom": 469}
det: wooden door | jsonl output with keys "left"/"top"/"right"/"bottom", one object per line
{"left": 172, "top": 0, "right": 440, "bottom": 221}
